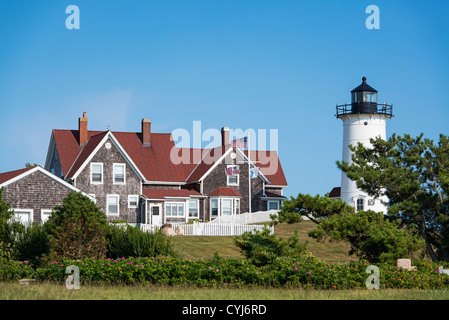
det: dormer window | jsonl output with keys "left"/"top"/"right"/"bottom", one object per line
{"left": 90, "top": 163, "right": 103, "bottom": 184}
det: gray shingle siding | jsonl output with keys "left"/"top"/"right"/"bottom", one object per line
{"left": 3, "top": 170, "right": 74, "bottom": 224}
{"left": 74, "top": 137, "right": 142, "bottom": 223}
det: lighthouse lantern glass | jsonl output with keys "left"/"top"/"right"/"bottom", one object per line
{"left": 363, "top": 92, "right": 377, "bottom": 103}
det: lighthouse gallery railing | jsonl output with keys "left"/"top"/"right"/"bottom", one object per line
{"left": 336, "top": 103, "right": 393, "bottom": 118}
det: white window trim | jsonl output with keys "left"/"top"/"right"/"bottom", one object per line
{"left": 210, "top": 197, "right": 242, "bottom": 217}
{"left": 128, "top": 195, "right": 139, "bottom": 209}
{"left": 267, "top": 200, "right": 280, "bottom": 211}
{"left": 188, "top": 199, "right": 199, "bottom": 219}
{"left": 221, "top": 198, "right": 233, "bottom": 215}
{"left": 13, "top": 209, "right": 33, "bottom": 226}
{"left": 90, "top": 162, "right": 103, "bottom": 184}
{"left": 226, "top": 165, "right": 239, "bottom": 186}
{"left": 41, "top": 209, "right": 52, "bottom": 224}
{"left": 165, "top": 202, "right": 186, "bottom": 218}
{"left": 235, "top": 199, "right": 240, "bottom": 215}
{"left": 210, "top": 198, "right": 220, "bottom": 218}
{"left": 113, "top": 163, "right": 126, "bottom": 185}
{"left": 107, "top": 194, "right": 120, "bottom": 216}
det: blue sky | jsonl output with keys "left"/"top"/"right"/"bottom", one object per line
{"left": 0, "top": 0, "right": 448, "bottom": 198}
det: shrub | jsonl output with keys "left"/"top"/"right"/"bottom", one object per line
{"left": 2, "top": 255, "right": 449, "bottom": 289}
{"left": 233, "top": 225, "right": 308, "bottom": 266}
{"left": 106, "top": 224, "right": 176, "bottom": 258}
{"left": 45, "top": 192, "right": 108, "bottom": 260}
{"left": 0, "top": 188, "right": 23, "bottom": 256}
{"left": 14, "top": 223, "right": 50, "bottom": 267}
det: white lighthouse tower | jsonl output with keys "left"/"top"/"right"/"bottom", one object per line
{"left": 336, "top": 77, "right": 393, "bottom": 214}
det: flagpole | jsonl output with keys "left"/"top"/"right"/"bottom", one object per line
{"left": 248, "top": 135, "right": 251, "bottom": 216}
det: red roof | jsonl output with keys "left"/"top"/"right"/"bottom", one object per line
{"left": 0, "top": 167, "right": 34, "bottom": 185}
{"left": 185, "top": 144, "right": 230, "bottom": 182}
{"left": 142, "top": 188, "right": 202, "bottom": 199}
{"left": 244, "top": 150, "right": 287, "bottom": 186}
{"left": 208, "top": 187, "right": 243, "bottom": 197}
{"left": 262, "top": 191, "right": 287, "bottom": 199}
{"left": 329, "top": 187, "right": 341, "bottom": 198}
{"left": 52, "top": 127, "right": 287, "bottom": 187}
{"left": 66, "top": 131, "right": 108, "bottom": 177}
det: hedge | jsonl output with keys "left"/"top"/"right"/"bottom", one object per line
{"left": 2, "top": 256, "right": 449, "bottom": 289}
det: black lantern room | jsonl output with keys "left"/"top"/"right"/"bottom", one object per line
{"left": 336, "top": 77, "right": 393, "bottom": 118}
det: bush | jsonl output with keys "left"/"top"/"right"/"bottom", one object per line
{"left": 233, "top": 225, "right": 308, "bottom": 266}
{"left": 14, "top": 223, "right": 50, "bottom": 267}
{"left": 3, "top": 255, "right": 449, "bottom": 289}
{"left": 0, "top": 188, "right": 23, "bottom": 256}
{"left": 45, "top": 192, "right": 108, "bottom": 260}
{"left": 105, "top": 224, "right": 176, "bottom": 258}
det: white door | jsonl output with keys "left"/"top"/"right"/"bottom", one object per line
{"left": 150, "top": 204, "right": 162, "bottom": 226}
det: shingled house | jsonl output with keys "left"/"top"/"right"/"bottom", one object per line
{"left": 44, "top": 113, "right": 287, "bottom": 226}
{"left": 0, "top": 166, "right": 94, "bottom": 225}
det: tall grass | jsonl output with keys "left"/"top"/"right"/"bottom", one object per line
{"left": 105, "top": 224, "right": 176, "bottom": 258}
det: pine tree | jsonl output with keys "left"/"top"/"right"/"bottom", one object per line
{"left": 337, "top": 133, "right": 449, "bottom": 262}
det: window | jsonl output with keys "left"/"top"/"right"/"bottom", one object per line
{"left": 356, "top": 198, "right": 364, "bottom": 211}
{"left": 91, "top": 163, "right": 103, "bottom": 184}
{"left": 235, "top": 199, "right": 240, "bottom": 215}
{"left": 210, "top": 198, "right": 219, "bottom": 218}
{"left": 107, "top": 195, "right": 120, "bottom": 215}
{"left": 41, "top": 209, "right": 52, "bottom": 224}
{"left": 222, "top": 199, "right": 233, "bottom": 215}
{"left": 268, "top": 201, "right": 280, "bottom": 210}
{"left": 226, "top": 165, "right": 239, "bottom": 186}
{"left": 113, "top": 163, "right": 126, "bottom": 184}
{"left": 165, "top": 202, "right": 185, "bottom": 217}
{"left": 13, "top": 209, "right": 33, "bottom": 226}
{"left": 128, "top": 195, "right": 138, "bottom": 208}
{"left": 189, "top": 199, "right": 199, "bottom": 218}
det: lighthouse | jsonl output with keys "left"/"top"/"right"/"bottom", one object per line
{"left": 336, "top": 77, "right": 393, "bottom": 214}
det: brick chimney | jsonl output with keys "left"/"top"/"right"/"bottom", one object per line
{"left": 78, "top": 112, "right": 88, "bottom": 146}
{"left": 142, "top": 118, "right": 151, "bottom": 147}
{"left": 221, "top": 127, "right": 230, "bottom": 146}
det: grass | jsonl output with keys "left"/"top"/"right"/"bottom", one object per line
{"left": 2, "top": 282, "right": 449, "bottom": 300}
{"left": 2, "top": 220, "right": 446, "bottom": 301}
{"left": 172, "top": 221, "right": 353, "bottom": 263}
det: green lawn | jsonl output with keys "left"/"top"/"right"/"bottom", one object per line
{"left": 172, "top": 221, "right": 353, "bottom": 263}
{"left": 0, "top": 282, "right": 449, "bottom": 300}
{"left": 2, "top": 282, "right": 449, "bottom": 300}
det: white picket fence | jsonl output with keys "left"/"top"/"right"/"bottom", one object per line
{"left": 140, "top": 222, "right": 273, "bottom": 236}
{"left": 209, "top": 210, "right": 279, "bottom": 224}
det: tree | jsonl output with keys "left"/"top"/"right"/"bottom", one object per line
{"left": 0, "top": 188, "right": 24, "bottom": 257}
{"left": 45, "top": 192, "right": 108, "bottom": 260}
{"left": 276, "top": 193, "right": 424, "bottom": 262}
{"left": 309, "top": 210, "right": 424, "bottom": 263}
{"left": 275, "top": 193, "right": 354, "bottom": 225}
{"left": 25, "top": 163, "right": 38, "bottom": 168}
{"left": 337, "top": 133, "right": 449, "bottom": 262}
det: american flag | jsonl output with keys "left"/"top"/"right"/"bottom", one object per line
{"left": 225, "top": 166, "right": 239, "bottom": 176}
{"left": 232, "top": 137, "right": 247, "bottom": 148}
